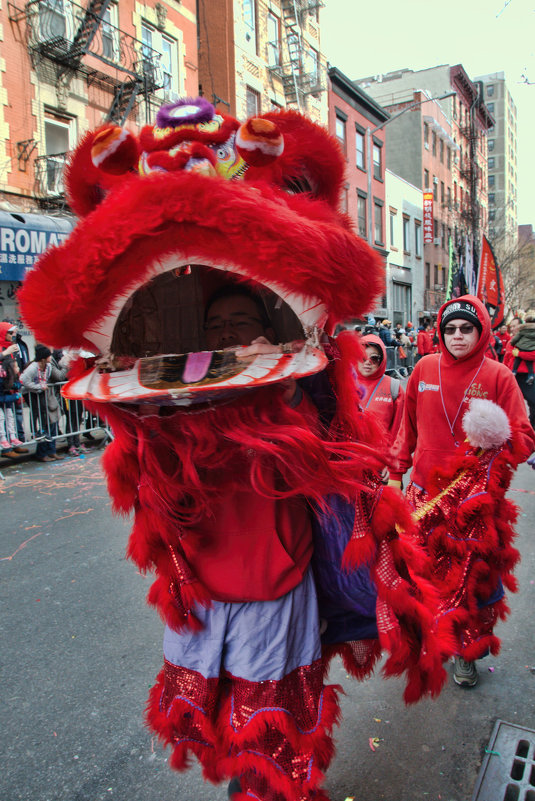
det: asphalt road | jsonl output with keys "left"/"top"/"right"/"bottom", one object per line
{"left": 1, "top": 451, "right": 534, "bottom": 801}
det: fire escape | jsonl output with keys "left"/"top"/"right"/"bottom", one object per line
{"left": 268, "top": 0, "right": 325, "bottom": 109}
{"left": 8, "top": 0, "right": 165, "bottom": 208}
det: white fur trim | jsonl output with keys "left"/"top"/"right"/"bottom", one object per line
{"left": 462, "top": 398, "right": 511, "bottom": 450}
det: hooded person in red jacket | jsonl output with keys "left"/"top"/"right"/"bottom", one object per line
{"left": 390, "top": 295, "right": 535, "bottom": 687}
{"left": 356, "top": 334, "right": 405, "bottom": 460}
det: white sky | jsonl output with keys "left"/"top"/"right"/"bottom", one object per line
{"left": 320, "top": 0, "right": 535, "bottom": 225}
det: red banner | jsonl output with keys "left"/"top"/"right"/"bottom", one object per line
{"left": 477, "top": 235, "right": 504, "bottom": 328}
{"left": 423, "top": 192, "right": 434, "bottom": 244}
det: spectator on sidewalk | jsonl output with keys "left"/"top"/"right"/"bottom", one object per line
{"left": 20, "top": 345, "right": 66, "bottom": 462}
{"left": 378, "top": 318, "right": 396, "bottom": 347}
{"left": 0, "top": 322, "right": 26, "bottom": 458}
{"left": 504, "top": 316, "right": 535, "bottom": 430}
{"left": 416, "top": 322, "right": 433, "bottom": 362}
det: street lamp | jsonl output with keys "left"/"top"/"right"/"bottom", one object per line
{"left": 365, "top": 91, "right": 457, "bottom": 246}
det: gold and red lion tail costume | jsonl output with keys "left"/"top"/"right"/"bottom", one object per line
{"left": 19, "top": 98, "right": 447, "bottom": 801}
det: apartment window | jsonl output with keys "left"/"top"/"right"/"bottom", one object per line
{"left": 335, "top": 111, "right": 347, "bottom": 154}
{"left": 440, "top": 181, "right": 445, "bottom": 203}
{"left": 434, "top": 218, "right": 439, "bottom": 239}
{"left": 489, "top": 192, "right": 495, "bottom": 205}
{"left": 423, "top": 122, "right": 429, "bottom": 148}
{"left": 447, "top": 146, "right": 451, "bottom": 170}
{"left": 415, "top": 221, "right": 422, "bottom": 258}
{"left": 487, "top": 102, "right": 494, "bottom": 114}
{"left": 488, "top": 156, "right": 495, "bottom": 169}
{"left": 424, "top": 169, "right": 430, "bottom": 189}
{"left": 304, "top": 47, "right": 319, "bottom": 86}
{"left": 356, "top": 128, "right": 365, "bottom": 170}
{"left": 441, "top": 223, "right": 446, "bottom": 249}
{"left": 245, "top": 85, "right": 261, "bottom": 117}
{"left": 389, "top": 210, "right": 396, "bottom": 247}
{"left": 39, "top": 0, "right": 74, "bottom": 42}
{"left": 374, "top": 201, "right": 383, "bottom": 245}
{"left": 434, "top": 264, "right": 439, "bottom": 285}
{"left": 243, "top": 0, "right": 257, "bottom": 53}
{"left": 440, "top": 139, "right": 444, "bottom": 163}
{"left": 402, "top": 215, "right": 410, "bottom": 253}
{"left": 432, "top": 131, "right": 437, "bottom": 156}
{"left": 447, "top": 186, "right": 452, "bottom": 206}
{"left": 433, "top": 179, "right": 438, "bottom": 201}
{"left": 487, "top": 84, "right": 495, "bottom": 97}
{"left": 373, "top": 143, "right": 382, "bottom": 180}
{"left": 425, "top": 262, "right": 431, "bottom": 289}
{"left": 489, "top": 209, "right": 496, "bottom": 221}
{"left": 340, "top": 186, "right": 348, "bottom": 214}
{"left": 101, "top": 5, "right": 119, "bottom": 61}
{"left": 488, "top": 174, "right": 495, "bottom": 188}
{"left": 357, "top": 193, "right": 367, "bottom": 238}
{"left": 41, "top": 112, "right": 75, "bottom": 195}
{"left": 141, "top": 23, "right": 179, "bottom": 100}
{"left": 266, "top": 12, "right": 280, "bottom": 67}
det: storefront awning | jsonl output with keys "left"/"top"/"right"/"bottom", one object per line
{"left": 0, "top": 211, "right": 74, "bottom": 282}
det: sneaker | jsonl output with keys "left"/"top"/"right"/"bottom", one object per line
{"left": 10, "top": 438, "right": 24, "bottom": 447}
{"left": 228, "top": 778, "right": 242, "bottom": 799}
{"left": 0, "top": 439, "right": 10, "bottom": 449}
{"left": 453, "top": 656, "right": 478, "bottom": 687}
{"left": 78, "top": 444, "right": 89, "bottom": 454}
{"left": 526, "top": 375, "right": 534, "bottom": 386}
{"left": 68, "top": 446, "right": 80, "bottom": 457}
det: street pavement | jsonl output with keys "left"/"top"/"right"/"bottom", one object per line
{"left": 1, "top": 450, "right": 534, "bottom": 801}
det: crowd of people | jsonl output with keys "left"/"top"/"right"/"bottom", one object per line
{"left": 0, "top": 322, "right": 99, "bottom": 462}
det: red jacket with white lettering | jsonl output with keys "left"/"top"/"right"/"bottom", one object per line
{"left": 390, "top": 295, "right": 535, "bottom": 488}
{"left": 356, "top": 334, "right": 405, "bottom": 457}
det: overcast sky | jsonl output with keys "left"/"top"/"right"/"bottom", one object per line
{"left": 320, "top": 0, "right": 535, "bottom": 226}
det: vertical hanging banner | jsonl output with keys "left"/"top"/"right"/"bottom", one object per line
{"left": 477, "top": 235, "right": 504, "bottom": 327}
{"left": 423, "top": 192, "right": 434, "bottom": 244}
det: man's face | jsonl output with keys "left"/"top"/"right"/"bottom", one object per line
{"left": 204, "top": 294, "right": 270, "bottom": 349}
{"left": 443, "top": 317, "right": 480, "bottom": 359}
{"left": 358, "top": 345, "right": 382, "bottom": 377}
{"left": 509, "top": 319, "right": 520, "bottom": 337}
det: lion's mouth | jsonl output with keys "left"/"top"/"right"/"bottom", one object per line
{"left": 63, "top": 262, "right": 328, "bottom": 406}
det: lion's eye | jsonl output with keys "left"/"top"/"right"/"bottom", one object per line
{"left": 283, "top": 175, "right": 314, "bottom": 195}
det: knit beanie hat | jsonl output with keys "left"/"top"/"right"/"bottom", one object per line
{"left": 34, "top": 345, "right": 52, "bottom": 361}
{"left": 440, "top": 300, "right": 482, "bottom": 336}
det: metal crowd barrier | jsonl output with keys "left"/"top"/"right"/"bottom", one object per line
{"left": 384, "top": 345, "right": 416, "bottom": 378}
{"left": 1, "top": 381, "right": 112, "bottom": 453}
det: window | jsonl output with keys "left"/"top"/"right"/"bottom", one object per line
{"left": 425, "top": 262, "right": 431, "bottom": 289}
{"left": 415, "top": 221, "right": 422, "bottom": 258}
{"left": 39, "top": 0, "right": 74, "bottom": 44}
{"left": 101, "top": 5, "right": 119, "bottom": 61}
{"left": 246, "top": 86, "right": 261, "bottom": 118}
{"left": 434, "top": 218, "right": 439, "bottom": 239}
{"left": 402, "top": 215, "right": 410, "bottom": 253}
{"left": 356, "top": 129, "right": 365, "bottom": 170}
{"left": 243, "top": 0, "right": 256, "bottom": 49}
{"left": 441, "top": 223, "right": 446, "bottom": 249}
{"left": 357, "top": 194, "right": 367, "bottom": 238}
{"left": 423, "top": 122, "right": 429, "bottom": 148}
{"left": 40, "top": 113, "right": 74, "bottom": 195}
{"left": 141, "top": 23, "right": 179, "bottom": 100}
{"left": 447, "top": 146, "right": 451, "bottom": 170}
{"left": 424, "top": 169, "right": 430, "bottom": 189}
{"left": 335, "top": 112, "right": 347, "bottom": 153}
{"left": 373, "top": 143, "right": 382, "bottom": 179}
{"left": 447, "top": 185, "right": 452, "bottom": 206}
{"left": 432, "top": 131, "right": 437, "bottom": 156}
{"left": 374, "top": 202, "right": 383, "bottom": 245}
{"left": 266, "top": 12, "right": 280, "bottom": 67}
{"left": 440, "top": 181, "right": 445, "bottom": 203}
{"left": 440, "top": 139, "right": 444, "bottom": 163}
{"left": 488, "top": 156, "right": 495, "bottom": 169}
{"left": 340, "top": 187, "right": 348, "bottom": 214}
{"left": 488, "top": 174, "right": 495, "bottom": 188}
{"left": 433, "top": 179, "right": 438, "bottom": 201}
{"left": 304, "top": 47, "right": 319, "bottom": 86}
{"left": 487, "top": 84, "right": 495, "bottom": 97}
{"left": 489, "top": 192, "right": 495, "bottom": 205}
{"left": 489, "top": 209, "right": 496, "bottom": 221}
{"left": 487, "top": 102, "right": 494, "bottom": 114}
{"left": 393, "top": 282, "right": 412, "bottom": 322}
{"left": 389, "top": 210, "right": 396, "bottom": 247}
{"left": 434, "top": 264, "right": 439, "bottom": 285}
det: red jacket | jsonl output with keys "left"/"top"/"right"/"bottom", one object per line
{"left": 417, "top": 329, "right": 433, "bottom": 356}
{"left": 357, "top": 334, "right": 405, "bottom": 453}
{"left": 391, "top": 295, "right": 535, "bottom": 488}
{"left": 503, "top": 341, "right": 535, "bottom": 373}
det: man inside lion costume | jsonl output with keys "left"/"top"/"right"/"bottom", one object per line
{"left": 19, "top": 97, "right": 448, "bottom": 801}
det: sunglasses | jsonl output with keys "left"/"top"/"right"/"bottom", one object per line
{"left": 443, "top": 323, "right": 475, "bottom": 336}
{"left": 365, "top": 354, "right": 382, "bottom": 364}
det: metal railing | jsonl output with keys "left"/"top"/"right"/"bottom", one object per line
{"left": 0, "top": 381, "right": 112, "bottom": 458}
{"left": 384, "top": 345, "right": 416, "bottom": 378}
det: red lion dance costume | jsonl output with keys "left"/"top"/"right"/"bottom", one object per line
{"left": 20, "top": 98, "right": 446, "bottom": 801}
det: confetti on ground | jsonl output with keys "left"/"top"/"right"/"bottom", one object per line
{"left": 488, "top": 666, "right": 495, "bottom": 672}
{"left": 374, "top": 717, "right": 382, "bottom": 722}
{"left": 485, "top": 748, "right": 501, "bottom": 757}
{"left": 369, "top": 737, "right": 380, "bottom": 751}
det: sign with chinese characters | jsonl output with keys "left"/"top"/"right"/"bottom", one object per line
{"left": 0, "top": 212, "right": 73, "bottom": 281}
{"left": 423, "top": 192, "right": 434, "bottom": 244}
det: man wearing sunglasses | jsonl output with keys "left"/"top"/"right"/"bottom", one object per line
{"left": 390, "top": 295, "right": 535, "bottom": 689}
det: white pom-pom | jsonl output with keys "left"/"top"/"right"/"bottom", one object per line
{"left": 462, "top": 398, "right": 511, "bottom": 450}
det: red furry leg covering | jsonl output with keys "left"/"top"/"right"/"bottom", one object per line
{"left": 218, "top": 660, "right": 340, "bottom": 801}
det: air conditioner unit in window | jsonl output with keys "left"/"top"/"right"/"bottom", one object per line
{"left": 433, "top": 177, "right": 439, "bottom": 184}
{"left": 434, "top": 283, "right": 443, "bottom": 290}
{"left": 433, "top": 237, "right": 441, "bottom": 246}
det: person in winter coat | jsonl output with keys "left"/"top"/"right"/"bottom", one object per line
{"left": 378, "top": 319, "right": 396, "bottom": 347}
{"left": 416, "top": 322, "right": 433, "bottom": 360}
{"left": 390, "top": 296, "right": 535, "bottom": 688}
{"left": 356, "top": 334, "right": 405, "bottom": 464}
{"left": 510, "top": 312, "right": 535, "bottom": 385}
{"left": 503, "top": 317, "right": 535, "bottom": 429}
{"left": 0, "top": 322, "right": 26, "bottom": 457}
{"left": 20, "top": 345, "right": 67, "bottom": 461}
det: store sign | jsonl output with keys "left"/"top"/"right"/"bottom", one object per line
{"left": 423, "top": 192, "right": 434, "bottom": 244}
{"left": 0, "top": 212, "right": 72, "bottom": 281}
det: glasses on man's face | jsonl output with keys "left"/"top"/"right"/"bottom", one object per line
{"left": 365, "top": 354, "right": 382, "bottom": 364}
{"left": 204, "top": 317, "right": 264, "bottom": 335}
{"left": 443, "top": 323, "right": 475, "bottom": 336}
